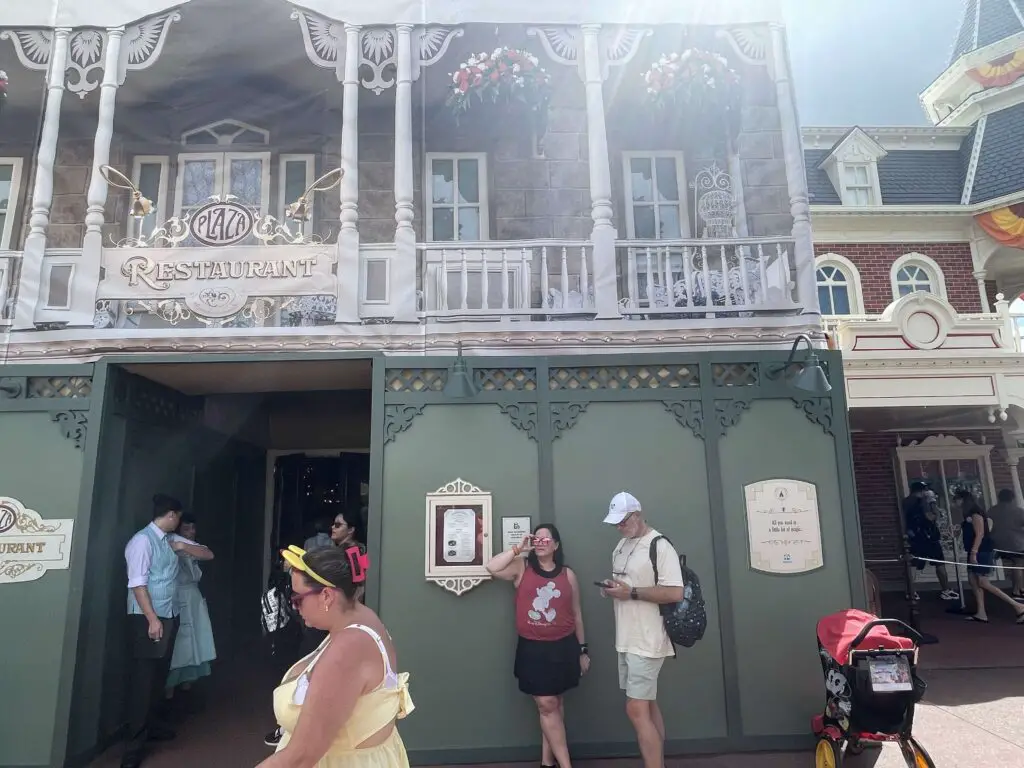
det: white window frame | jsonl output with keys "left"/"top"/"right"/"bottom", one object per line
{"left": 0, "top": 157, "right": 25, "bottom": 250}
{"left": 840, "top": 162, "right": 878, "bottom": 207}
{"left": 42, "top": 261, "right": 76, "bottom": 310}
{"left": 173, "top": 151, "right": 273, "bottom": 218}
{"left": 278, "top": 154, "right": 316, "bottom": 236}
{"left": 890, "top": 252, "right": 947, "bottom": 302}
{"left": 814, "top": 253, "right": 864, "bottom": 315}
{"left": 621, "top": 151, "right": 691, "bottom": 240}
{"left": 129, "top": 155, "right": 169, "bottom": 238}
{"left": 425, "top": 152, "right": 489, "bottom": 242}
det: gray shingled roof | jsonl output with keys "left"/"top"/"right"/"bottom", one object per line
{"left": 970, "top": 101, "right": 1024, "bottom": 203}
{"left": 877, "top": 151, "right": 965, "bottom": 204}
{"left": 950, "top": 0, "right": 1024, "bottom": 64}
{"left": 804, "top": 150, "right": 842, "bottom": 204}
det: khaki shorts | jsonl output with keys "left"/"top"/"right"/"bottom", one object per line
{"left": 617, "top": 652, "right": 666, "bottom": 701}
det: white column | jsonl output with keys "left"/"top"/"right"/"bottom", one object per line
{"left": 335, "top": 23, "right": 361, "bottom": 322}
{"left": 391, "top": 23, "right": 417, "bottom": 322}
{"left": 12, "top": 28, "right": 71, "bottom": 330}
{"left": 974, "top": 270, "right": 991, "bottom": 313}
{"left": 580, "top": 24, "right": 620, "bottom": 320}
{"left": 769, "top": 23, "right": 817, "bottom": 319}
{"left": 72, "top": 28, "right": 124, "bottom": 326}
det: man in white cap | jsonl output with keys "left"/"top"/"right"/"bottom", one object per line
{"left": 601, "top": 492, "right": 684, "bottom": 768}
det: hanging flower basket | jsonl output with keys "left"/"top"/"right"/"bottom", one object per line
{"left": 642, "top": 50, "right": 742, "bottom": 146}
{"left": 446, "top": 48, "right": 551, "bottom": 133}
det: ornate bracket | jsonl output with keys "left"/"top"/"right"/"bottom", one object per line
{"left": 384, "top": 404, "right": 425, "bottom": 445}
{"left": 714, "top": 398, "right": 751, "bottom": 437}
{"left": 0, "top": 12, "right": 180, "bottom": 97}
{"left": 359, "top": 28, "right": 396, "bottom": 93}
{"left": 498, "top": 403, "right": 538, "bottom": 442}
{"left": 662, "top": 401, "right": 705, "bottom": 441}
{"left": 526, "top": 26, "right": 651, "bottom": 81}
{"left": 714, "top": 26, "right": 771, "bottom": 67}
{"left": 792, "top": 397, "right": 834, "bottom": 436}
{"left": 550, "top": 402, "right": 588, "bottom": 440}
{"left": 53, "top": 411, "right": 88, "bottom": 450}
{"left": 412, "top": 27, "right": 463, "bottom": 81}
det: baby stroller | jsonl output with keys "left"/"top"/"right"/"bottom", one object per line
{"left": 811, "top": 609, "right": 934, "bottom": 767}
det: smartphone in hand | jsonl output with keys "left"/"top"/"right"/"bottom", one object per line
{"left": 594, "top": 580, "right": 612, "bottom": 588}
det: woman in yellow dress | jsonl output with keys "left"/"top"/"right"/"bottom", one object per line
{"left": 257, "top": 543, "right": 413, "bottom": 768}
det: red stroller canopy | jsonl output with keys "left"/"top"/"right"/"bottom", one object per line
{"left": 817, "top": 609, "right": 915, "bottom": 665}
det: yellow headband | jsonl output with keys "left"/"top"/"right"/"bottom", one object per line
{"left": 281, "top": 545, "right": 336, "bottom": 588}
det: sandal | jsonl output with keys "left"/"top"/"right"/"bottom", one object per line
{"left": 966, "top": 615, "right": 989, "bottom": 623}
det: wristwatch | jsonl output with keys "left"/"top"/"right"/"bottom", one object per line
{"left": 630, "top": 587, "right": 639, "bottom": 600}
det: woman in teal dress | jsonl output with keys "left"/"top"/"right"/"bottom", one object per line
{"left": 166, "top": 515, "right": 216, "bottom": 698}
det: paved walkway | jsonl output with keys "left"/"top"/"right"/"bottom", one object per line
{"left": 91, "top": 596, "right": 1024, "bottom": 767}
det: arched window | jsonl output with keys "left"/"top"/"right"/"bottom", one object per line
{"left": 890, "top": 253, "right": 946, "bottom": 302}
{"left": 814, "top": 254, "right": 863, "bottom": 315}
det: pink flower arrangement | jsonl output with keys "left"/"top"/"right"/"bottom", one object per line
{"left": 641, "top": 49, "right": 742, "bottom": 143}
{"left": 446, "top": 47, "right": 551, "bottom": 116}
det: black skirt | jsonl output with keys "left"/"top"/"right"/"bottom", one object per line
{"left": 514, "top": 633, "right": 581, "bottom": 697}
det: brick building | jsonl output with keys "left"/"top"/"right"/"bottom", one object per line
{"left": 803, "top": 0, "right": 1024, "bottom": 587}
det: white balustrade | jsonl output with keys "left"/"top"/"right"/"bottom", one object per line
{"left": 615, "top": 237, "right": 799, "bottom": 315}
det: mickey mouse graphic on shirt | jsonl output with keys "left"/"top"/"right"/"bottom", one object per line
{"left": 527, "top": 581, "right": 561, "bottom": 623}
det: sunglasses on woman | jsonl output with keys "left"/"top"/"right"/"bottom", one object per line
{"left": 290, "top": 586, "right": 324, "bottom": 610}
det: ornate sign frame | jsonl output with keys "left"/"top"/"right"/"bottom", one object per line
{"left": 743, "top": 478, "right": 824, "bottom": 575}
{"left": 0, "top": 497, "right": 75, "bottom": 584}
{"left": 424, "top": 478, "right": 493, "bottom": 595}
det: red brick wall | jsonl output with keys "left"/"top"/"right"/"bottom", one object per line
{"left": 852, "top": 430, "right": 1015, "bottom": 586}
{"left": 816, "top": 242, "right": 980, "bottom": 314}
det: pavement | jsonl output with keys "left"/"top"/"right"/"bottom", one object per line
{"left": 90, "top": 595, "right": 1024, "bottom": 768}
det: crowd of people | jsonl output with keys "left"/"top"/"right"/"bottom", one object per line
{"left": 120, "top": 491, "right": 693, "bottom": 768}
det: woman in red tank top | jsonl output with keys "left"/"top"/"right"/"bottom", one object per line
{"left": 486, "top": 523, "right": 589, "bottom": 768}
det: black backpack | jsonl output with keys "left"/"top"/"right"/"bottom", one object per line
{"left": 650, "top": 535, "right": 707, "bottom": 651}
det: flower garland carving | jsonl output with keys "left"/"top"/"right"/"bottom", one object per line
{"left": 714, "top": 398, "right": 751, "bottom": 436}
{"left": 550, "top": 402, "right": 588, "bottom": 440}
{"left": 498, "top": 403, "right": 539, "bottom": 442}
{"left": 662, "top": 401, "right": 705, "bottom": 440}
{"left": 52, "top": 410, "right": 88, "bottom": 450}
{"left": 792, "top": 397, "right": 834, "bottom": 436}
{"left": 384, "top": 404, "right": 425, "bottom": 445}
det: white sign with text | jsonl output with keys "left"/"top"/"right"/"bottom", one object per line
{"left": 501, "top": 516, "right": 532, "bottom": 552}
{"left": 744, "top": 479, "right": 823, "bottom": 575}
{"left": 0, "top": 497, "right": 75, "bottom": 584}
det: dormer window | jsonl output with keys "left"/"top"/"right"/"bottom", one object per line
{"left": 816, "top": 127, "right": 886, "bottom": 208}
{"left": 842, "top": 163, "right": 875, "bottom": 206}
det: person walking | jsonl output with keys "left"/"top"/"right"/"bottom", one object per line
{"left": 601, "top": 492, "right": 685, "bottom": 768}
{"left": 261, "top": 560, "right": 304, "bottom": 748}
{"left": 164, "top": 514, "right": 216, "bottom": 710}
{"left": 955, "top": 489, "right": 1024, "bottom": 624}
{"left": 121, "top": 494, "right": 184, "bottom": 768}
{"left": 486, "top": 523, "right": 589, "bottom": 768}
{"left": 987, "top": 488, "right": 1024, "bottom": 599}
{"left": 902, "top": 482, "right": 957, "bottom": 601}
{"left": 258, "top": 544, "right": 414, "bottom": 768}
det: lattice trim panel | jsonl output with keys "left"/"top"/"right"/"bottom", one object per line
{"left": 548, "top": 365, "right": 699, "bottom": 391}
{"left": 475, "top": 368, "right": 538, "bottom": 392}
{"left": 711, "top": 363, "right": 758, "bottom": 387}
{"left": 0, "top": 376, "right": 93, "bottom": 400}
{"left": 386, "top": 369, "right": 448, "bottom": 393}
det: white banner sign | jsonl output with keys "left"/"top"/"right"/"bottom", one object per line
{"left": 744, "top": 479, "right": 823, "bottom": 575}
{"left": 0, "top": 497, "right": 75, "bottom": 584}
{"left": 97, "top": 244, "right": 337, "bottom": 317}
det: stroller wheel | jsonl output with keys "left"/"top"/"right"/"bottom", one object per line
{"left": 815, "top": 737, "right": 842, "bottom": 768}
{"left": 899, "top": 738, "right": 936, "bottom": 768}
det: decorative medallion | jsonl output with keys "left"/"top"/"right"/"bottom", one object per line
{"left": 550, "top": 402, "right": 588, "bottom": 440}
{"left": 52, "top": 411, "right": 88, "bottom": 450}
{"left": 383, "top": 404, "right": 425, "bottom": 445}
{"left": 498, "top": 403, "right": 539, "bottom": 441}
{"left": 662, "top": 400, "right": 705, "bottom": 440}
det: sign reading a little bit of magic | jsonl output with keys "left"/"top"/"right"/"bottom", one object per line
{"left": 744, "top": 479, "right": 823, "bottom": 575}
{"left": 0, "top": 497, "right": 75, "bottom": 584}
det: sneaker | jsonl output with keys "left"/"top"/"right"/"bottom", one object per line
{"left": 939, "top": 589, "right": 959, "bottom": 601}
{"left": 264, "top": 727, "right": 283, "bottom": 747}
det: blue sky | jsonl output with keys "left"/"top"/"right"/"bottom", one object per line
{"left": 784, "top": 0, "right": 965, "bottom": 126}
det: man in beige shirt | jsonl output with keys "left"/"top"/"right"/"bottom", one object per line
{"left": 602, "top": 492, "right": 685, "bottom": 768}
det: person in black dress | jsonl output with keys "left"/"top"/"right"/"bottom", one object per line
{"left": 955, "top": 489, "right": 1024, "bottom": 623}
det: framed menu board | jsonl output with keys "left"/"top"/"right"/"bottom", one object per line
{"left": 424, "top": 478, "right": 493, "bottom": 595}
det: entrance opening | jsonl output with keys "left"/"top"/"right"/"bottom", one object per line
{"left": 74, "top": 359, "right": 374, "bottom": 768}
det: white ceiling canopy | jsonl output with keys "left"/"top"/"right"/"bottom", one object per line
{"left": 1, "top": 0, "right": 781, "bottom": 29}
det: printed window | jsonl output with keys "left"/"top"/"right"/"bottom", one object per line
{"left": 278, "top": 155, "right": 315, "bottom": 236}
{"left": 426, "top": 153, "right": 488, "bottom": 242}
{"left": 0, "top": 158, "right": 24, "bottom": 250}
{"left": 623, "top": 153, "right": 688, "bottom": 239}
{"left": 842, "top": 163, "right": 874, "bottom": 206}
{"left": 174, "top": 152, "right": 271, "bottom": 245}
{"left": 130, "top": 156, "right": 169, "bottom": 239}
{"left": 816, "top": 263, "right": 853, "bottom": 315}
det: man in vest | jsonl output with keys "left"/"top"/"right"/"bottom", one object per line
{"left": 122, "top": 494, "right": 185, "bottom": 768}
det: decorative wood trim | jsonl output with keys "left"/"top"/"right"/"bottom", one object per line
{"left": 791, "top": 397, "right": 834, "bottom": 436}
{"left": 498, "top": 403, "right": 538, "bottom": 441}
{"left": 52, "top": 410, "right": 88, "bottom": 449}
{"left": 383, "top": 404, "right": 425, "bottom": 444}
{"left": 662, "top": 400, "right": 705, "bottom": 440}
{"left": 714, "top": 398, "right": 751, "bottom": 436}
{"left": 550, "top": 402, "right": 588, "bottom": 440}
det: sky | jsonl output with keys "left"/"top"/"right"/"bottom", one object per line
{"left": 783, "top": 0, "right": 966, "bottom": 126}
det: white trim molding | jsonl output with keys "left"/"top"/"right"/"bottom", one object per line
{"left": 814, "top": 252, "right": 864, "bottom": 315}
{"left": 621, "top": 151, "right": 691, "bottom": 239}
{"left": 890, "top": 252, "right": 948, "bottom": 302}
{"left": 424, "top": 152, "right": 489, "bottom": 242}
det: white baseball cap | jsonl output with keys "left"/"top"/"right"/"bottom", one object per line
{"left": 604, "top": 492, "right": 642, "bottom": 525}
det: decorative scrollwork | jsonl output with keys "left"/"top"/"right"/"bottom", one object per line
{"left": 662, "top": 401, "right": 705, "bottom": 440}
{"left": 793, "top": 397, "right": 834, "bottom": 436}
{"left": 384, "top": 404, "right": 425, "bottom": 445}
{"left": 431, "top": 478, "right": 486, "bottom": 496}
{"left": 426, "top": 576, "right": 486, "bottom": 596}
{"left": 499, "top": 404, "right": 539, "bottom": 441}
{"left": 550, "top": 402, "right": 589, "bottom": 440}
{"left": 714, "top": 398, "right": 751, "bottom": 436}
{"left": 0, "top": 562, "right": 43, "bottom": 580}
{"left": 52, "top": 410, "right": 88, "bottom": 450}
{"left": 10, "top": 508, "right": 60, "bottom": 534}
{"left": 690, "top": 162, "right": 736, "bottom": 239}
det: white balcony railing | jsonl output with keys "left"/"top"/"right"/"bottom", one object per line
{"left": 614, "top": 237, "right": 799, "bottom": 316}
{"left": 416, "top": 240, "right": 596, "bottom": 319}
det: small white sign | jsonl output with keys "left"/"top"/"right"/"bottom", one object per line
{"left": 0, "top": 497, "right": 75, "bottom": 584}
{"left": 188, "top": 199, "right": 256, "bottom": 247}
{"left": 744, "top": 479, "right": 823, "bottom": 575}
{"left": 502, "top": 516, "right": 532, "bottom": 552}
